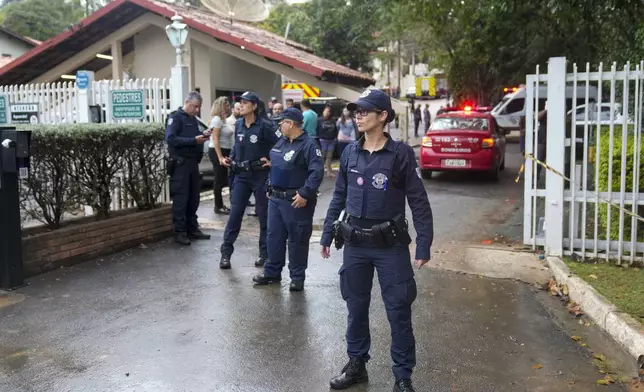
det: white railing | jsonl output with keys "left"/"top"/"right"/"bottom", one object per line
{"left": 524, "top": 57, "right": 644, "bottom": 265}
{"left": 4, "top": 78, "right": 174, "bottom": 223}
{"left": 0, "top": 82, "right": 78, "bottom": 124}
{"left": 92, "top": 78, "right": 170, "bottom": 124}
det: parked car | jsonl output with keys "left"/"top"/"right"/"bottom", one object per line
{"left": 419, "top": 107, "right": 507, "bottom": 181}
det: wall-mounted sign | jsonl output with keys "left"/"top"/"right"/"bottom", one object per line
{"left": 76, "top": 71, "right": 90, "bottom": 89}
{"left": 9, "top": 103, "right": 39, "bottom": 124}
{"left": 111, "top": 89, "right": 145, "bottom": 121}
{"left": 0, "top": 95, "right": 8, "bottom": 124}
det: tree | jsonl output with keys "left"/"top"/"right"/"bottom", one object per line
{"left": 387, "top": 0, "right": 644, "bottom": 106}
{"left": 0, "top": 0, "right": 85, "bottom": 41}
{"left": 261, "top": 0, "right": 380, "bottom": 72}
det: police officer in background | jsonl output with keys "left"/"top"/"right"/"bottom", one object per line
{"left": 165, "top": 91, "right": 212, "bottom": 245}
{"left": 252, "top": 108, "right": 324, "bottom": 292}
{"left": 219, "top": 91, "right": 282, "bottom": 269}
{"left": 320, "top": 89, "right": 433, "bottom": 392}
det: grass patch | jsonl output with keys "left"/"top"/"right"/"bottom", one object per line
{"left": 565, "top": 260, "right": 644, "bottom": 323}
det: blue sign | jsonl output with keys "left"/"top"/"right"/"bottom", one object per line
{"left": 76, "top": 71, "right": 89, "bottom": 89}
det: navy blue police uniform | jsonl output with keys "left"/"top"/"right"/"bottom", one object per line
{"left": 220, "top": 92, "right": 282, "bottom": 269}
{"left": 252, "top": 108, "right": 324, "bottom": 291}
{"left": 321, "top": 89, "right": 433, "bottom": 392}
{"left": 165, "top": 106, "right": 211, "bottom": 245}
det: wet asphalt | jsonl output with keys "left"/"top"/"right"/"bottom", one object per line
{"left": 0, "top": 142, "right": 633, "bottom": 391}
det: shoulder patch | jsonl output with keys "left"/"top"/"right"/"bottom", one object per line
{"left": 416, "top": 167, "right": 422, "bottom": 179}
{"left": 316, "top": 148, "right": 322, "bottom": 157}
{"left": 167, "top": 117, "right": 173, "bottom": 125}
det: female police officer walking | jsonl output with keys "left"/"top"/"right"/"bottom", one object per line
{"left": 320, "top": 89, "right": 433, "bottom": 392}
{"left": 252, "top": 107, "right": 324, "bottom": 291}
{"left": 218, "top": 91, "right": 281, "bottom": 269}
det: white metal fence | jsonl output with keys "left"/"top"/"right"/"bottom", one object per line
{"left": 92, "top": 78, "right": 171, "bottom": 124}
{"left": 524, "top": 57, "right": 644, "bottom": 265}
{"left": 0, "top": 82, "right": 78, "bottom": 124}
{"left": 4, "top": 78, "right": 173, "bottom": 223}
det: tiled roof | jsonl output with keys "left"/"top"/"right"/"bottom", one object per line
{"left": 143, "top": 0, "right": 374, "bottom": 85}
{"left": 0, "top": 0, "right": 374, "bottom": 87}
{"left": 0, "top": 57, "right": 14, "bottom": 68}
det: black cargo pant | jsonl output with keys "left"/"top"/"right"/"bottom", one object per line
{"left": 169, "top": 158, "right": 201, "bottom": 234}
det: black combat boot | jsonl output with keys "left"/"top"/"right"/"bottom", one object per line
{"left": 393, "top": 379, "right": 415, "bottom": 392}
{"left": 329, "top": 357, "right": 368, "bottom": 390}
{"left": 220, "top": 254, "right": 231, "bottom": 269}
{"left": 252, "top": 273, "right": 281, "bottom": 285}
{"left": 289, "top": 281, "right": 304, "bottom": 292}
{"left": 254, "top": 254, "right": 268, "bottom": 267}
{"left": 174, "top": 232, "right": 190, "bottom": 246}
{"left": 188, "top": 230, "right": 211, "bottom": 240}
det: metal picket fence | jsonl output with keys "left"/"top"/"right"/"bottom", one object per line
{"left": 524, "top": 57, "right": 644, "bottom": 265}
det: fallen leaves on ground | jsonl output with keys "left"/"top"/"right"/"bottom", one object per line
{"left": 594, "top": 354, "right": 606, "bottom": 362}
{"left": 571, "top": 335, "right": 582, "bottom": 341}
{"left": 597, "top": 374, "right": 615, "bottom": 385}
{"left": 567, "top": 301, "right": 585, "bottom": 317}
{"left": 588, "top": 274, "right": 599, "bottom": 279}
{"left": 532, "top": 364, "right": 543, "bottom": 369}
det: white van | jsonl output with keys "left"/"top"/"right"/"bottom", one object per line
{"left": 491, "top": 84, "right": 599, "bottom": 133}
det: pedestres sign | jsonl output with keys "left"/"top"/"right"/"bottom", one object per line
{"left": 111, "top": 90, "right": 145, "bottom": 121}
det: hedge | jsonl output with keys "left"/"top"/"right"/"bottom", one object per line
{"left": 18, "top": 123, "right": 166, "bottom": 230}
{"left": 596, "top": 125, "right": 644, "bottom": 241}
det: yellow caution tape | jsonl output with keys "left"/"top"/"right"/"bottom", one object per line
{"left": 516, "top": 152, "right": 644, "bottom": 223}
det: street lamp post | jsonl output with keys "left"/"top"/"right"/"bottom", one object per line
{"left": 165, "top": 14, "right": 189, "bottom": 111}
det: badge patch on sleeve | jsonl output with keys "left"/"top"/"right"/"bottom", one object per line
{"left": 275, "top": 130, "right": 282, "bottom": 138}
{"left": 416, "top": 167, "right": 422, "bottom": 179}
{"left": 167, "top": 118, "right": 173, "bottom": 125}
{"left": 316, "top": 148, "right": 322, "bottom": 157}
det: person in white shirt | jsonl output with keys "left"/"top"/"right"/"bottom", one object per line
{"left": 208, "top": 97, "right": 235, "bottom": 214}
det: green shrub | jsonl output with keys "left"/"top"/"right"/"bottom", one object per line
{"left": 19, "top": 123, "right": 166, "bottom": 229}
{"left": 596, "top": 125, "right": 644, "bottom": 241}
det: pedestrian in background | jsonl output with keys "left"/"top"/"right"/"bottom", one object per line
{"left": 413, "top": 105, "right": 421, "bottom": 137}
{"left": 336, "top": 108, "right": 357, "bottom": 158}
{"left": 165, "top": 91, "right": 213, "bottom": 245}
{"left": 423, "top": 104, "right": 431, "bottom": 133}
{"left": 218, "top": 91, "right": 281, "bottom": 269}
{"left": 208, "top": 96, "right": 234, "bottom": 215}
{"left": 301, "top": 99, "right": 319, "bottom": 144}
{"left": 320, "top": 89, "right": 433, "bottom": 392}
{"left": 252, "top": 107, "right": 324, "bottom": 291}
{"left": 317, "top": 104, "right": 339, "bottom": 178}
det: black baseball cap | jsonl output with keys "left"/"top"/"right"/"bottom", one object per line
{"left": 347, "top": 89, "right": 396, "bottom": 123}
{"left": 274, "top": 107, "right": 304, "bottom": 123}
{"left": 236, "top": 91, "right": 260, "bottom": 104}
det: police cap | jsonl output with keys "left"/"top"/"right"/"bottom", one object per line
{"left": 236, "top": 91, "right": 260, "bottom": 104}
{"left": 347, "top": 89, "right": 396, "bottom": 123}
{"left": 273, "top": 107, "right": 303, "bottom": 124}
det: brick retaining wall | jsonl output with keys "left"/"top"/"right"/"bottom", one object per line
{"left": 21, "top": 205, "right": 173, "bottom": 277}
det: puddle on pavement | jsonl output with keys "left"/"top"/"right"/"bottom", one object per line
{"left": 0, "top": 292, "right": 25, "bottom": 309}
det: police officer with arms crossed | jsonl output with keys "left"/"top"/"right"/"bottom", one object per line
{"left": 219, "top": 91, "right": 282, "bottom": 269}
{"left": 165, "top": 91, "right": 212, "bottom": 245}
{"left": 252, "top": 107, "right": 324, "bottom": 291}
{"left": 320, "top": 89, "right": 433, "bottom": 392}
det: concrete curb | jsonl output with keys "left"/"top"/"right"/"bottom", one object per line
{"left": 546, "top": 256, "right": 644, "bottom": 360}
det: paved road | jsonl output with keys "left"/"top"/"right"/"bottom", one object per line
{"left": 0, "top": 230, "right": 628, "bottom": 392}
{"left": 2, "top": 139, "right": 635, "bottom": 392}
